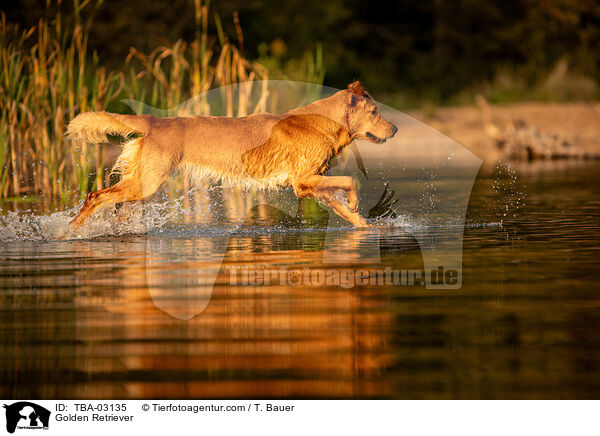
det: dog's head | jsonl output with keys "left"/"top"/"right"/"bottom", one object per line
{"left": 345, "top": 81, "right": 397, "bottom": 144}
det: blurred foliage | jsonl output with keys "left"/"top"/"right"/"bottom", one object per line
{"left": 5, "top": 0, "right": 599, "bottom": 105}
{"left": 0, "top": 3, "right": 123, "bottom": 201}
{"left": 256, "top": 40, "right": 325, "bottom": 84}
{"left": 0, "top": 0, "right": 272, "bottom": 200}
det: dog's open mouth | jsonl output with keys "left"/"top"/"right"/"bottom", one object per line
{"left": 366, "top": 132, "right": 386, "bottom": 143}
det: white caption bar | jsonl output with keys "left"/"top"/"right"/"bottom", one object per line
{"left": 1, "top": 400, "right": 597, "bottom": 435}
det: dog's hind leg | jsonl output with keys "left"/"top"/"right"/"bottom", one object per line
{"left": 70, "top": 179, "right": 144, "bottom": 229}
{"left": 70, "top": 135, "right": 177, "bottom": 229}
{"left": 70, "top": 169, "right": 168, "bottom": 229}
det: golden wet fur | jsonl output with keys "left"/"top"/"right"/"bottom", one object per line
{"left": 66, "top": 81, "right": 397, "bottom": 228}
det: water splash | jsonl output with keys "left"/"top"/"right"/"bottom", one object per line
{"left": 0, "top": 208, "right": 76, "bottom": 242}
{"left": 0, "top": 192, "right": 198, "bottom": 242}
{"left": 491, "top": 161, "right": 527, "bottom": 224}
{"left": 0, "top": 188, "right": 501, "bottom": 242}
{"left": 385, "top": 213, "right": 501, "bottom": 229}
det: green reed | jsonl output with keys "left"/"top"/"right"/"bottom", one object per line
{"left": 0, "top": 1, "right": 123, "bottom": 202}
{"left": 123, "top": 0, "right": 271, "bottom": 218}
{"left": 0, "top": 0, "right": 276, "bottom": 205}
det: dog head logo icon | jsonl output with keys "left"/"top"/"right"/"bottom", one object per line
{"left": 3, "top": 402, "right": 50, "bottom": 434}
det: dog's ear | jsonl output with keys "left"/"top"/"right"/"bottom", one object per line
{"left": 348, "top": 92, "right": 368, "bottom": 109}
{"left": 347, "top": 81, "right": 365, "bottom": 95}
{"left": 349, "top": 92, "right": 362, "bottom": 107}
{"left": 348, "top": 81, "right": 367, "bottom": 107}
{"left": 348, "top": 80, "right": 374, "bottom": 102}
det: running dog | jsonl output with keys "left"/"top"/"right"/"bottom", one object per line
{"left": 66, "top": 81, "right": 398, "bottom": 228}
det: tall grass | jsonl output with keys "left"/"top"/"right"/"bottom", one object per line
{"left": 122, "top": 1, "right": 271, "bottom": 222}
{"left": 0, "top": 4, "right": 123, "bottom": 202}
{"left": 0, "top": 0, "right": 277, "bottom": 205}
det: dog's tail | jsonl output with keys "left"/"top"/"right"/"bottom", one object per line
{"left": 66, "top": 111, "right": 147, "bottom": 143}
{"left": 66, "top": 111, "right": 148, "bottom": 182}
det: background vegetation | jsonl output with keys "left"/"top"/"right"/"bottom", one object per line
{"left": 7, "top": 0, "right": 600, "bottom": 104}
{"left": 0, "top": 0, "right": 274, "bottom": 201}
{"left": 1, "top": 0, "right": 599, "bottom": 201}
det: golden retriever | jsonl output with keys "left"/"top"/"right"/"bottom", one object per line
{"left": 66, "top": 81, "right": 397, "bottom": 228}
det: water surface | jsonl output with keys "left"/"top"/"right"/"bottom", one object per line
{"left": 1, "top": 160, "right": 599, "bottom": 399}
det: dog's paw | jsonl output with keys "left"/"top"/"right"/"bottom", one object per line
{"left": 352, "top": 215, "right": 369, "bottom": 228}
{"left": 346, "top": 190, "right": 359, "bottom": 213}
{"left": 347, "top": 201, "right": 359, "bottom": 214}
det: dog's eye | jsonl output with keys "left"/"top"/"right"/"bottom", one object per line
{"left": 371, "top": 109, "right": 378, "bottom": 116}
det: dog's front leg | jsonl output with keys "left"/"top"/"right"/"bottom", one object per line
{"left": 296, "top": 174, "right": 360, "bottom": 212}
{"left": 294, "top": 175, "right": 368, "bottom": 227}
{"left": 318, "top": 192, "right": 368, "bottom": 227}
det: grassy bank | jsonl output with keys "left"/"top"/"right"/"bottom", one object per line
{"left": 0, "top": 0, "right": 278, "bottom": 203}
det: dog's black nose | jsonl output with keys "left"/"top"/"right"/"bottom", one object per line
{"left": 392, "top": 124, "right": 398, "bottom": 135}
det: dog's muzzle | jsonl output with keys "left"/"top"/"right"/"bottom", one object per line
{"left": 367, "top": 124, "right": 398, "bottom": 143}
{"left": 366, "top": 132, "right": 387, "bottom": 143}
